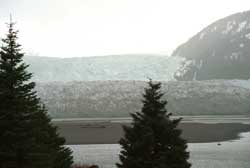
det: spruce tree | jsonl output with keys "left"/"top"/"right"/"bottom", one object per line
{"left": 117, "top": 80, "right": 191, "bottom": 168}
{"left": 0, "top": 20, "right": 73, "bottom": 168}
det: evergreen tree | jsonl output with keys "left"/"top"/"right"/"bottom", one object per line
{"left": 0, "top": 20, "right": 73, "bottom": 168}
{"left": 117, "top": 80, "right": 191, "bottom": 168}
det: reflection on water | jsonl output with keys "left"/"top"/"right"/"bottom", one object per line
{"left": 68, "top": 132, "right": 250, "bottom": 168}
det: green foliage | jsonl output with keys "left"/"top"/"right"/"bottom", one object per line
{"left": 117, "top": 80, "right": 191, "bottom": 168}
{"left": 0, "top": 21, "right": 73, "bottom": 168}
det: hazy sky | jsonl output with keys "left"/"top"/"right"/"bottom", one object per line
{"left": 0, "top": 0, "right": 250, "bottom": 57}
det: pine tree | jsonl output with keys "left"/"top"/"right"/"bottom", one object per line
{"left": 0, "top": 20, "right": 73, "bottom": 168}
{"left": 117, "top": 80, "right": 191, "bottom": 168}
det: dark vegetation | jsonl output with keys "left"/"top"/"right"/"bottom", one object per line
{"left": 117, "top": 80, "right": 191, "bottom": 168}
{"left": 0, "top": 21, "right": 73, "bottom": 168}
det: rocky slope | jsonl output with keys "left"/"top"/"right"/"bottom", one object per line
{"left": 173, "top": 10, "right": 250, "bottom": 80}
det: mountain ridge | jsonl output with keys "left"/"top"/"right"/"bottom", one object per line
{"left": 173, "top": 10, "right": 250, "bottom": 80}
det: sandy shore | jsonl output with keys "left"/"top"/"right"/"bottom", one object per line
{"left": 53, "top": 120, "right": 250, "bottom": 144}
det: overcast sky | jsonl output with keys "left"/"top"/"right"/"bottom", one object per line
{"left": 0, "top": 0, "right": 250, "bottom": 57}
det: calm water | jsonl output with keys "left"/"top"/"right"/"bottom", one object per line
{"left": 53, "top": 115, "right": 250, "bottom": 124}
{"left": 68, "top": 132, "right": 250, "bottom": 168}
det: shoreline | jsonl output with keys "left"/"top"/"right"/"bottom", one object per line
{"left": 54, "top": 120, "right": 250, "bottom": 144}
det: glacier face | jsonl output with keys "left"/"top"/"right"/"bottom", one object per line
{"left": 24, "top": 54, "right": 182, "bottom": 82}
{"left": 22, "top": 54, "right": 250, "bottom": 118}
{"left": 35, "top": 80, "right": 250, "bottom": 118}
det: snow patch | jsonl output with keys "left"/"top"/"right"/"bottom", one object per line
{"left": 212, "top": 51, "right": 216, "bottom": 57}
{"left": 211, "top": 26, "right": 217, "bottom": 32}
{"left": 196, "top": 60, "right": 203, "bottom": 69}
{"left": 230, "top": 39, "right": 236, "bottom": 43}
{"left": 240, "top": 43, "right": 244, "bottom": 48}
{"left": 228, "top": 80, "right": 250, "bottom": 90}
{"left": 222, "top": 21, "right": 236, "bottom": 34}
{"left": 245, "top": 33, "right": 250, "bottom": 39}
{"left": 193, "top": 71, "right": 197, "bottom": 81}
{"left": 246, "top": 23, "right": 250, "bottom": 29}
{"left": 230, "top": 52, "right": 239, "bottom": 60}
{"left": 174, "top": 58, "right": 193, "bottom": 78}
{"left": 199, "top": 32, "right": 205, "bottom": 40}
{"left": 237, "top": 21, "right": 247, "bottom": 32}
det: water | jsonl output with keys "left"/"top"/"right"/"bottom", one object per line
{"left": 68, "top": 132, "right": 250, "bottom": 168}
{"left": 53, "top": 115, "right": 250, "bottom": 124}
